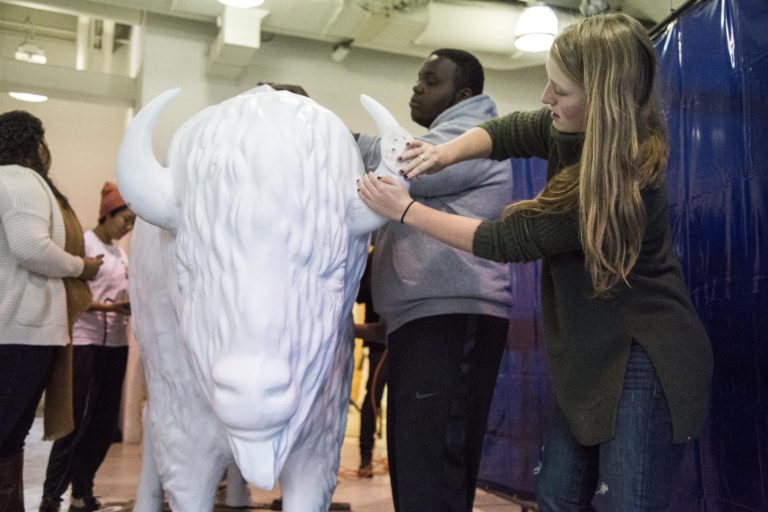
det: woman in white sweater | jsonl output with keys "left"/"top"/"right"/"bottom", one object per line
{"left": 0, "top": 111, "right": 102, "bottom": 511}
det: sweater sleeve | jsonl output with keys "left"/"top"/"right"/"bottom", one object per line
{"left": 356, "top": 133, "right": 382, "bottom": 171}
{"left": 0, "top": 168, "right": 84, "bottom": 278}
{"left": 478, "top": 109, "right": 551, "bottom": 161}
{"left": 472, "top": 210, "right": 581, "bottom": 263}
{"left": 359, "top": 120, "right": 504, "bottom": 198}
{"left": 3, "top": 209, "right": 84, "bottom": 278}
{"left": 410, "top": 117, "right": 507, "bottom": 198}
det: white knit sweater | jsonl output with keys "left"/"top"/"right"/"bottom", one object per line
{"left": 0, "top": 165, "right": 84, "bottom": 346}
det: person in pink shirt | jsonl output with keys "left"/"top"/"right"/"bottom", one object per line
{"left": 40, "top": 182, "right": 135, "bottom": 512}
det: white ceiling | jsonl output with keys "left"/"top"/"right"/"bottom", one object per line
{"left": 0, "top": 0, "right": 687, "bottom": 64}
{"left": 0, "top": 0, "right": 684, "bottom": 25}
{"left": 0, "top": 0, "right": 691, "bottom": 103}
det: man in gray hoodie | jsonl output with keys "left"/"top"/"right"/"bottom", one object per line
{"left": 356, "top": 49, "right": 512, "bottom": 512}
{"left": 264, "top": 50, "right": 512, "bottom": 510}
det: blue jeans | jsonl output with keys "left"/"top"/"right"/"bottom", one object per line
{"left": 536, "top": 343, "right": 686, "bottom": 511}
{"left": 0, "top": 344, "right": 56, "bottom": 456}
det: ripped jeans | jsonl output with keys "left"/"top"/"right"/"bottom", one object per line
{"left": 535, "top": 343, "right": 687, "bottom": 511}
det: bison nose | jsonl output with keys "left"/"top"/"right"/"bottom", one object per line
{"left": 211, "top": 355, "right": 299, "bottom": 434}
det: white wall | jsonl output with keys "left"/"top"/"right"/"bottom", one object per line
{"left": 139, "top": 14, "right": 245, "bottom": 159}
{"left": 140, "top": 13, "right": 547, "bottom": 158}
{"left": 240, "top": 34, "right": 547, "bottom": 136}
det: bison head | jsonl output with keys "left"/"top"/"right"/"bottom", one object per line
{"left": 117, "top": 86, "right": 408, "bottom": 488}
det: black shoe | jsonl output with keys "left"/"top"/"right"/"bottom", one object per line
{"left": 357, "top": 463, "right": 374, "bottom": 478}
{"left": 68, "top": 496, "right": 102, "bottom": 512}
{"left": 39, "top": 496, "right": 62, "bottom": 512}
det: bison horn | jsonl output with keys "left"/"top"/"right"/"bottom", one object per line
{"left": 117, "top": 87, "right": 181, "bottom": 233}
{"left": 359, "top": 94, "right": 412, "bottom": 182}
{"left": 346, "top": 95, "right": 412, "bottom": 236}
{"left": 360, "top": 94, "right": 398, "bottom": 133}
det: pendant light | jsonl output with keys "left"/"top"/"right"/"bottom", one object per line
{"left": 514, "top": 3, "right": 559, "bottom": 53}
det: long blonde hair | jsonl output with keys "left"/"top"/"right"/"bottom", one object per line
{"left": 504, "top": 12, "right": 668, "bottom": 296}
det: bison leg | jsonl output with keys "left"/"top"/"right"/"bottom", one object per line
{"left": 279, "top": 333, "right": 354, "bottom": 512}
{"left": 133, "top": 407, "right": 164, "bottom": 512}
{"left": 279, "top": 442, "right": 339, "bottom": 512}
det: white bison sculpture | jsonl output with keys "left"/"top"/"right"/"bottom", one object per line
{"left": 117, "top": 86, "right": 410, "bottom": 511}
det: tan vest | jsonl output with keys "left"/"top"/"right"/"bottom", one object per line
{"left": 43, "top": 198, "right": 92, "bottom": 441}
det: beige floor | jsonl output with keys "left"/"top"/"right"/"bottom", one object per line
{"left": 22, "top": 408, "right": 523, "bottom": 511}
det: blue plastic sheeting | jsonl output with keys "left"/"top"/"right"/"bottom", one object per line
{"left": 660, "top": 0, "right": 768, "bottom": 510}
{"left": 478, "top": 0, "right": 768, "bottom": 509}
{"left": 477, "top": 157, "right": 549, "bottom": 499}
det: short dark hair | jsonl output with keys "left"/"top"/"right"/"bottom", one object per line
{"left": 430, "top": 49, "right": 485, "bottom": 96}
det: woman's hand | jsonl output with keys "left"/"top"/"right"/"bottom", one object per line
{"left": 89, "top": 300, "right": 131, "bottom": 315}
{"left": 358, "top": 173, "right": 413, "bottom": 222}
{"left": 397, "top": 127, "right": 493, "bottom": 180}
{"left": 360, "top": 172, "right": 481, "bottom": 253}
{"left": 80, "top": 255, "right": 104, "bottom": 280}
{"left": 110, "top": 300, "right": 131, "bottom": 315}
{"left": 398, "top": 140, "right": 451, "bottom": 180}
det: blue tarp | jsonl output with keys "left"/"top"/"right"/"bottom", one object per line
{"left": 478, "top": 0, "right": 768, "bottom": 509}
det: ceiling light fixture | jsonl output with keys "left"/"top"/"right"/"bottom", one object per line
{"left": 580, "top": 0, "right": 609, "bottom": 16}
{"left": 353, "top": 0, "right": 430, "bottom": 14}
{"left": 8, "top": 92, "right": 48, "bottom": 103}
{"left": 331, "top": 39, "right": 353, "bottom": 63}
{"left": 217, "top": 0, "right": 265, "bottom": 8}
{"left": 14, "top": 18, "right": 47, "bottom": 64}
{"left": 514, "top": 3, "right": 559, "bottom": 53}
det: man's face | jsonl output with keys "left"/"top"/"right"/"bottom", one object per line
{"left": 409, "top": 55, "right": 462, "bottom": 128}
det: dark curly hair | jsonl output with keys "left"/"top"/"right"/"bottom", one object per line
{"left": 0, "top": 110, "right": 68, "bottom": 206}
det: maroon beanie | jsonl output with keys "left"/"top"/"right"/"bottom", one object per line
{"left": 99, "top": 181, "right": 126, "bottom": 220}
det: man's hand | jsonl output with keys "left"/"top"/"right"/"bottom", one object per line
{"left": 257, "top": 82, "right": 309, "bottom": 97}
{"left": 110, "top": 300, "right": 132, "bottom": 316}
{"left": 354, "top": 319, "right": 387, "bottom": 344}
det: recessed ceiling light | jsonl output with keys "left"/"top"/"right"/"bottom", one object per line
{"left": 8, "top": 91, "right": 48, "bottom": 102}
{"left": 217, "top": 0, "right": 265, "bottom": 7}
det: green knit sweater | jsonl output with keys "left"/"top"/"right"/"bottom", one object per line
{"left": 473, "top": 109, "right": 712, "bottom": 445}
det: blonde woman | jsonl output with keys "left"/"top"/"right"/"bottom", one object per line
{"left": 359, "top": 12, "right": 712, "bottom": 511}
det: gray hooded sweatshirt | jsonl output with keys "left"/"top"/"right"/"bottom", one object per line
{"left": 357, "top": 94, "right": 513, "bottom": 334}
